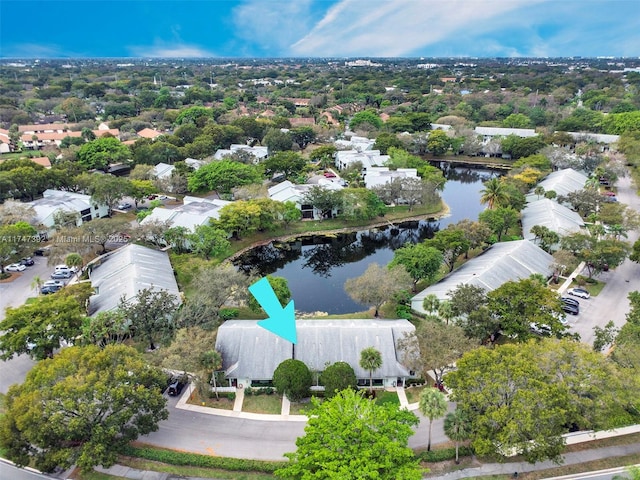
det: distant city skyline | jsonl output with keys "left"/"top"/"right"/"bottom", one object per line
{"left": 1, "top": 0, "right": 639, "bottom": 59}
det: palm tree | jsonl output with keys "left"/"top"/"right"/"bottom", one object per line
{"left": 479, "top": 177, "right": 509, "bottom": 209}
{"left": 444, "top": 409, "right": 471, "bottom": 463}
{"left": 422, "top": 294, "right": 440, "bottom": 315}
{"left": 359, "top": 347, "right": 382, "bottom": 391}
{"left": 30, "top": 275, "right": 43, "bottom": 295}
{"left": 199, "top": 350, "right": 222, "bottom": 400}
{"left": 437, "top": 300, "right": 454, "bottom": 325}
{"left": 65, "top": 253, "right": 84, "bottom": 274}
{"left": 533, "top": 185, "right": 545, "bottom": 199}
{"left": 419, "top": 388, "right": 448, "bottom": 451}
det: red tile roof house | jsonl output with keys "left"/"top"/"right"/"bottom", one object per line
{"left": 136, "top": 128, "right": 163, "bottom": 140}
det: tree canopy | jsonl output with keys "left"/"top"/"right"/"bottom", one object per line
{"left": 275, "top": 389, "right": 422, "bottom": 480}
{"left": 0, "top": 344, "right": 168, "bottom": 473}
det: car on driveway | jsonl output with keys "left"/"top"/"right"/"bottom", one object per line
{"left": 167, "top": 375, "right": 188, "bottom": 396}
{"left": 530, "top": 322, "right": 552, "bottom": 335}
{"left": 567, "top": 287, "right": 590, "bottom": 299}
{"left": 51, "top": 271, "right": 72, "bottom": 279}
{"left": 561, "top": 303, "right": 580, "bottom": 315}
{"left": 41, "top": 285, "right": 62, "bottom": 294}
{"left": 561, "top": 296, "right": 580, "bottom": 308}
{"left": 117, "top": 202, "right": 132, "bottom": 209}
{"left": 6, "top": 263, "right": 26, "bottom": 272}
{"left": 43, "top": 280, "right": 64, "bottom": 287}
{"left": 20, "top": 257, "right": 35, "bottom": 266}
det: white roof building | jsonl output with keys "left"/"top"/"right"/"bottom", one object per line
{"left": 474, "top": 126, "right": 538, "bottom": 143}
{"left": 215, "top": 319, "right": 415, "bottom": 388}
{"left": 88, "top": 244, "right": 181, "bottom": 316}
{"left": 29, "top": 189, "right": 108, "bottom": 231}
{"left": 140, "top": 196, "right": 231, "bottom": 233}
{"left": 334, "top": 135, "right": 376, "bottom": 152}
{"left": 152, "top": 162, "right": 174, "bottom": 179}
{"left": 364, "top": 167, "right": 419, "bottom": 189}
{"left": 213, "top": 144, "right": 268, "bottom": 163}
{"left": 335, "top": 150, "right": 390, "bottom": 172}
{"left": 411, "top": 240, "right": 555, "bottom": 311}
{"left": 184, "top": 157, "right": 207, "bottom": 170}
{"left": 521, "top": 198, "right": 585, "bottom": 242}
{"left": 525, "top": 168, "right": 588, "bottom": 201}
{"left": 268, "top": 180, "right": 343, "bottom": 220}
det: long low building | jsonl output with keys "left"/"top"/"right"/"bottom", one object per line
{"left": 411, "top": 240, "right": 555, "bottom": 312}
{"left": 215, "top": 319, "right": 415, "bottom": 389}
{"left": 521, "top": 198, "right": 585, "bottom": 242}
{"left": 88, "top": 244, "right": 181, "bottom": 315}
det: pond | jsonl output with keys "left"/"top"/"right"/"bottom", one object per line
{"left": 234, "top": 162, "right": 501, "bottom": 314}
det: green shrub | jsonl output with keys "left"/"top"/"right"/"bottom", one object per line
{"left": 419, "top": 446, "right": 474, "bottom": 462}
{"left": 121, "top": 445, "right": 283, "bottom": 472}
{"left": 219, "top": 308, "right": 239, "bottom": 320}
{"left": 406, "top": 378, "right": 425, "bottom": 387}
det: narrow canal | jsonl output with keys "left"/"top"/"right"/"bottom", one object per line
{"left": 235, "top": 163, "right": 500, "bottom": 314}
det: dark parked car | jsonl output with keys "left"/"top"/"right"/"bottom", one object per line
{"left": 34, "top": 246, "right": 51, "bottom": 256}
{"left": 561, "top": 303, "right": 580, "bottom": 315}
{"left": 20, "top": 257, "right": 35, "bottom": 266}
{"left": 561, "top": 296, "right": 580, "bottom": 308}
{"left": 167, "top": 376, "right": 188, "bottom": 396}
{"left": 41, "top": 285, "right": 62, "bottom": 295}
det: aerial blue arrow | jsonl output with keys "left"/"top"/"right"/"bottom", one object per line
{"left": 249, "top": 277, "right": 297, "bottom": 344}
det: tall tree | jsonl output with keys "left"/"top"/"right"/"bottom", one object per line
{"left": 273, "top": 359, "right": 312, "bottom": 402}
{"left": 446, "top": 339, "right": 631, "bottom": 464}
{"left": 390, "top": 242, "right": 443, "bottom": 291}
{"left": 275, "top": 389, "right": 421, "bottom": 480}
{"left": 0, "top": 283, "right": 92, "bottom": 360}
{"left": 0, "top": 345, "right": 168, "bottom": 473}
{"left": 444, "top": 409, "right": 471, "bottom": 464}
{"left": 119, "top": 287, "right": 180, "bottom": 350}
{"left": 344, "top": 263, "right": 412, "bottom": 317}
{"left": 479, "top": 177, "right": 509, "bottom": 209}
{"left": 359, "top": 346, "right": 383, "bottom": 390}
{"left": 418, "top": 388, "right": 448, "bottom": 451}
{"left": 426, "top": 227, "right": 471, "bottom": 272}
{"left": 398, "top": 321, "right": 479, "bottom": 387}
{"left": 77, "top": 137, "right": 131, "bottom": 171}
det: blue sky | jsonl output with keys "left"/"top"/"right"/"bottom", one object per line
{"left": 1, "top": 0, "right": 639, "bottom": 58}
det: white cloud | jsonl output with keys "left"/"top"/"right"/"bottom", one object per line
{"left": 128, "top": 43, "right": 216, "bottom": 58}
{"left": 232, "top": 0, "right": 315, "bottom": 52}
{"left": 2, "top": 43, "right": 78, "bottom": 58}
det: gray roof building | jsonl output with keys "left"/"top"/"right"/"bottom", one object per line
{"left": 411, "top": 240, "right": 555, "bottom": 311}
{"left": 215, "top": 319, "right": 415, "bottom": 385}
{"left": 88, "top": 244, "right": 181, "bottom": 315}
{"left": 525, "top": 168, "right": 588, "bottom": 201}
{"left": 521, "top": 198, "right": 585, "bottom": 241}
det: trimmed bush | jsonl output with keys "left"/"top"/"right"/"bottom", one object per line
{"left": 273, "top": 359, "right": 312, "bottom": 402}
{"left": 121, "top": 445, "right": 283, "bottom": 473}
{"left": 419, "top": 446, "right": 474, "bottom": 462}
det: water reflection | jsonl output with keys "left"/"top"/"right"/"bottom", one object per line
{"left": 234, "top": 163, "right": 501, "bottom": 314}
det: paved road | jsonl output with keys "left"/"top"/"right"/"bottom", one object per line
{"left": 567, "top": 174, "right": 640, "bottom": 345}
{"left": 0, "top": 254, "right": 52, "bottom": 394}
{"left": 0, "top": 459, "right": 53, "bottom": 480}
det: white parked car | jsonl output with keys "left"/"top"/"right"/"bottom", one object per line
{"left": 567, "top": 287, "right": 590, "bottom": 299}
{"left": 6, "top": 263, "right": 26, "bottom": 272}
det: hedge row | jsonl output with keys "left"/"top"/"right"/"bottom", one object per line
{"left": 121, "top": 445, "right": 285, "bottom": 473}
{"left": 418, "top": 446, "right": 474, "bottom": 462}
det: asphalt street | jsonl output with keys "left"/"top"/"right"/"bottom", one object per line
{"left": 567, "top": 174, "right": 640, "bottom": 345}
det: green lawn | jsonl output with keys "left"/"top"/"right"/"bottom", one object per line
{"left": 241, "top": 392, "right": 283, "bottom": 414}
{"left": 404, "top": 385, "right": 426, "bottom": 403}
{"left": 375, "top": 390, "right": 400, "bottom": 406}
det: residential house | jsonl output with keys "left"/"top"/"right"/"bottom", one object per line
{"left": 268, "top": 180, "right": 343, "bottom": 220}
{"left": 29, "top": 189, "right": 109, "bottom": 234}
{"left": 213, "top": 144, "right": 269, "bottom": 164}
{"left": 88, "top": 244, "right": 181, "bottom": 316}
{"left": 525, "top": 168, "right": 588, "bottom": 202}
{"left": 334, "top": 135, "right": 375, "bottom": 152}
{"left": 136, "top": 128, "right": 163, "bottom": 140}
{"left": 140, "top": 196, "right": 231, "bottom": 233}
{"left": 363, "top": 167, "right": 419, "bottom": 189}
{"left": 473, "top": 126, "right": 538, "bottom": 157}
{"left": 411, "top": 240, "right": 555, "bottom": 311}
{"left": 152, "top": 162, "right": 175, "bottom": 180}
{"left": 335, "top": 149, "right": 389, "bottom": 173}
{"left": 521, "top": 198, "right": 585, "bottom": 243}
{"left": 215, "top": 319, "right": 415, "bottom": 388}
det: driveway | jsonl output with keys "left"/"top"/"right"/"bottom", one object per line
{"left": 566, "top": 174, "right": 640, "bottom": 345}
{"left": 0, "top": 254, "right": 53, "bottom": 393}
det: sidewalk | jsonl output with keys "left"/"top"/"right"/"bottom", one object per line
{"left": 423, "top": 442, "right": 640, "bottom": 480}
{"left": 90, "top": 442, "right": 640, "bottom": 480}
